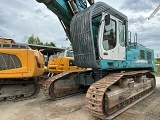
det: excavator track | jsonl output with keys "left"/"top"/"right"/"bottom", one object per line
{"left": 0, "top": 79, "right": 40, "bottom": 102}
{"left": 86, "top": 70, "right": 156, "bottom": 120}
{"left": 43, "top": 70, "right": 87, "bottom": 100}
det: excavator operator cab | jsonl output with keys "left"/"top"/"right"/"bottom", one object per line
{"left": 98, "top": 13, "right": 126, "bottom": 61}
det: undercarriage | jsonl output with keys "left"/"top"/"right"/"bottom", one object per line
{"left": 86, "top": 70, "right": 155, "bottom": 119}
{"left": 0, "top": 78, "right": 40, "bottom": 102}
{"left": 43, "top": 70, "right": 87, "bottom": 100}
{"left": 42, "top": 70, "right": 155, "bottom": 119}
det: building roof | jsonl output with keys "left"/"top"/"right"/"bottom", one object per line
{"left": 28, "top": 44, "right": 65, "bottom": 55}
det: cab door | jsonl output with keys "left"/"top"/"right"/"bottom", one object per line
{"left": 98, "top": 13, "right": 125, "bottom": 61}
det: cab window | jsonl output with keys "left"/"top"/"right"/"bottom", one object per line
{"left": 103, "top": 19, "right": 116, "bottom": 50}
{"left": 119, "top": 21, "right": 125, "bottom": 46}
{"left": 66, "top": 51, "right": 74, "bottom": 57}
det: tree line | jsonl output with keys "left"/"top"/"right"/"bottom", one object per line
{"left": 28, "top": 35, "right": 56, "bottom": 47}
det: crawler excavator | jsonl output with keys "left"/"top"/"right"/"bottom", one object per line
{"left": 0, "top": 38, "right": 45, "bottom": 101}
{"left": 39, "top": 49, "right": 85, "bottom": 85}
{"left": 36, "top": 0, "right": 156, "bottom": 119}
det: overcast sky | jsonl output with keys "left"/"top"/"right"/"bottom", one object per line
{"left": 0, "top": 0, "right": 159, "bottom": 57}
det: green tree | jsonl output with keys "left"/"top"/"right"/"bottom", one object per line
{"left": 28, "top": 35, "right": 43, "bottom": 45}
{"left": 36, "top": 37, "right": 43, "bottom": 45}
{"left": 44, "top": 42, "right": 56, "bottom": 47}
{"left": 49, "top": 42, "right": 56, "bottom": 47}
{"left": 45, "top": 42, "right": 49, "bottom": 46}
{"left": 28, "top": 35, "right": 35, "bottom": 44}
{"left": 28, "top": 35, "right": 56, "bottom": 47}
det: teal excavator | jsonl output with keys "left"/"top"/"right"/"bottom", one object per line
{"left": 36, "top": 0, "right": 156, "bottom": 119}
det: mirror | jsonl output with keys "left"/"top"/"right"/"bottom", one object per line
{"left": 105, "top": 15, "right": 110, "bottom": 25}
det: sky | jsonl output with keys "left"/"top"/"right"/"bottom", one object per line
{"left": 0, "top": 0, "right": 160, "bottom": 57}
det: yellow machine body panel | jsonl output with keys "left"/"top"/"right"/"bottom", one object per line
{"left": 0, "top": 48, "right": 45, "bottom": 78}
{"left": 47, "top": 56, "right": 84, "bottom": 73}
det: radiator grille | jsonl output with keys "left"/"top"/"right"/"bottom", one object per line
{"left": 0, "top": 53, "right": 22, "bottom": 70}
{"left": 140, "top": 50, "right": 145, "bottom": 59}
{"left": 147, "top": 51, "right": 152, "bottom": 60}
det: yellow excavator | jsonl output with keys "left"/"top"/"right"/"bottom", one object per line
{"left": 0, "top": 37, "right": 45, "bottom": 101}
{"left": 38, "top": 49, "right": 85, "bottom": 86}
{"left": 28, "top": 44, "right": 85, "bottom": 85}
{"left": 47, "top": 49, "right": 85, "bottom": 77}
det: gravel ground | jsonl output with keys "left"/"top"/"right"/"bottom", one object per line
{"left": 0, "top": 77, "right": 160, "bottom": 120}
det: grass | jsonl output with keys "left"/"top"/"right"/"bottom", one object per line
{"left": 153, "top": 65, "right": 160, "bottom": 76}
